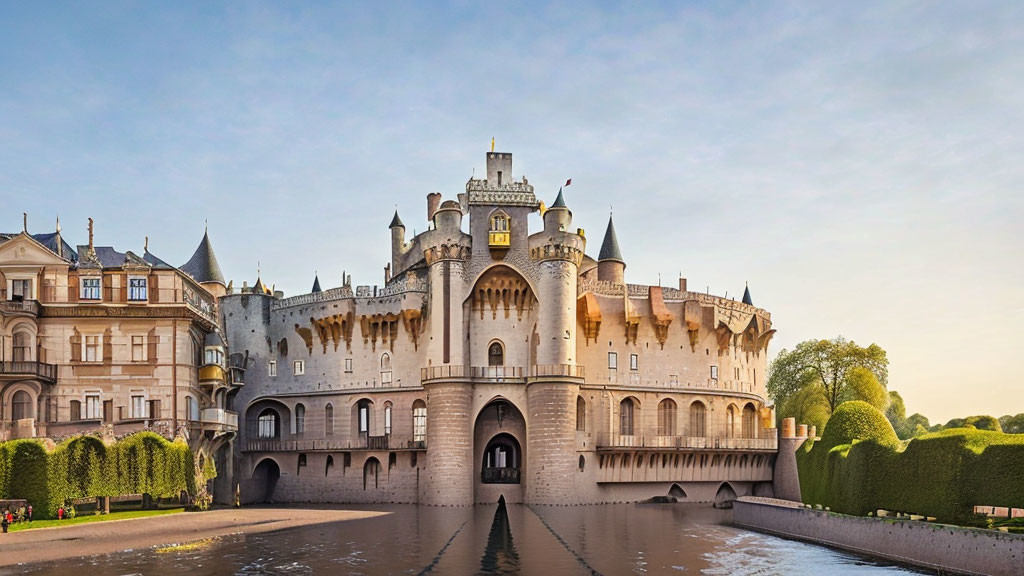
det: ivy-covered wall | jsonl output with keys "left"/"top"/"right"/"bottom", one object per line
{"left": 798, "top": 401, "right": 1024, "bottom": 524}
{"left": 0, "top": 432, "right": 202, "bottom": 519}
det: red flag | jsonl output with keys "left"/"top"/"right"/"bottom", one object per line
{"left": 565, "top": 178, "right": 572, "bottom": 186}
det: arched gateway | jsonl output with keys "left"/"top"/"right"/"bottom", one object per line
{"left": 474, "top": 399, "right": 527, "bottom": 503}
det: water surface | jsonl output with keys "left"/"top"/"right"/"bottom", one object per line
{"left": 11, "top": 503, "right": 928, "bottom": 575}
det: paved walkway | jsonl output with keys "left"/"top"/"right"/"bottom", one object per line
{"left": 0, "top": 507, "right": 387, "bottom": 568}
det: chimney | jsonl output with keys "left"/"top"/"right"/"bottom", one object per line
{"left": 88, "top": 218, "right": 94, "bottom": 251}
{"left": 427, "top": 193, "right": 442, "bottom": 222}
{"left": 678, "top": 277, "right": 687, "bottom": 292}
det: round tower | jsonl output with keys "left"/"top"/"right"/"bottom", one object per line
{"left": 389, "top": 210, "right": 406, "bottom": 275}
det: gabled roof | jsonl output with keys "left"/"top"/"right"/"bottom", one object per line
{"left": 311, "top": 274, "right": 322, "bottom": 293}
{"left": 0, "top": 232, "right": 76, "bottom": 263}
{"left": 598, "top": 215, "right": 624, "bottom": 263}
{"left": 180, "top": 230, "right": 226, "bottom": 286}
{"left": 742, "top": 284, "right": 753, "bottom": 306}
{"left": 389, "top": 210, "right": 405, "bottom": 229}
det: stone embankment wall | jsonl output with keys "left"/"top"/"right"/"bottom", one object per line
{"left": 734, "top": 497, "right": 1024, "bottom": 576}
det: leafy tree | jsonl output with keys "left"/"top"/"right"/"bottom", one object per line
{"left": 900, "top": 413, "right": 930, "bottom": 439}
{"left": 999, "top": 414, "right": 1024, "bottom": 434}
{"left": 778, "top": 385, "right": 831, "bottom": 434}
{"left": 965, "top": 415, "right": 1002, "bottom": 432}
{"left": 768, "top": 337, "right": 889, "bottom": 414}
{"left": 885, "top": 390, "right": 906, "bottom": 431}
{"left": 841, "top": 367, "right": 888, "bottom": 412}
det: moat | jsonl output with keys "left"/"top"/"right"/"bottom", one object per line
{"left": 10, "top": 503, "right": 925, "bottom": 575}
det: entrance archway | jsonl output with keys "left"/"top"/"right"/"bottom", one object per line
{"left": 252, "top": 458, "right": 281, "bottom": 503}
{"left": 364, "top": 457, "right": 381, "bottom": 490}
{"left": 474, "top": 398, "right": 526, "bottom": 503}
{"left": 482, "top": 433, "right": 521, "bottom": 484}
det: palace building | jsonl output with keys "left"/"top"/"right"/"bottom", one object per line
{"left": 0, "top": 218, "right": 238, "bottom": 492}
{"left": 225, "top": 150, "right": 779, "bottom": 506}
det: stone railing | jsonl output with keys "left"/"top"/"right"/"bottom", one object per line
{"left": 273, "top": 286, "right": 355, "bottom": 310}
{"left": 200, "top": 408, "right": 238, "bottom": 431}
{"left": 0, "top": 299, "right": 40, "bottom": 315}
{"left": 0, "top": 361, "right": 58, "bottom": 382}
{"left": 600, "top": 434, "right": 777, "bottom": 451}
{"left": 586, "top": 374, "right": 759, "bottom": 395}
{"left": 243, "top": 434, "right": 425, "bottom": 453}
{"left": 530, "top": 364, "right": 585, "bottom": 379}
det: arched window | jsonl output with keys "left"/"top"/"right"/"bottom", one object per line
{"left": 726, "top": 405, "right": 737, "bottom": 438}
{"left": 742, "top": 404, "right": 757, "bottom": 439}
{"left": 490, "top": 212, "right": 509, "bottom": 232}
{"left": 384, "top": 401, "right": 393, "bottom": 435}
{"left": 658, "top": 399, "right": 677, "bottom": 436}
{"left": 325, "top": 403, "right": 335, "bottom": 436}
{"left": 295, "top": 403, "right": 306, "bottom": 434}
{"left": 12, "top": 332, "right": 30, "bottom": 362}
{"left": 689, "top": 401, "right": 707, "bottom": 438}
{"left": 357, "top": 399, "right": 371, "bottom": 435}
{"left": 482, "top": 433, "right": 520, "bottom": 484}
{"left": 70, "top": 399, "right": 82, "bottom": 422}
{"left": 620, "top": 398, "right": 635, "bottom": 436}
{"left": 576, "top": 396, "right": 586, "bottom": 432}
{"left": 12, "top": 390, "right": 32, "bottom": 421}
{"left": 380, "top": 353, "right": 392, "bottom": 385}
{"left": 412, "top": 399, "right": 426, "bottom": 442}
{"left": 258, "top": 408, "right": 279, "bottom": 439}
{"left": 488, "top": 341, "right": 504, "bottom": 366}
{"left": 364, "top": 457, "right": 381, "bottom": 490}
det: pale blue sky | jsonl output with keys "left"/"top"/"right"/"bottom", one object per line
{"left": 2, "top": 2, "right": 1022, "bottom": 423}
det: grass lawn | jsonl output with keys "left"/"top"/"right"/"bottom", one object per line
{"left": 7, "top": 507, "right": 184, "bottom": 532}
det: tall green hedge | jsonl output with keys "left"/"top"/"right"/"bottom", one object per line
{"left": 798, "top": 401, "right": 1024, "bottom": 524}
{"left": 0, "top": 432, "right": 198, "bottom": 519}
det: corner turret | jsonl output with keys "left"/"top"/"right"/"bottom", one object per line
{"left": 597, "top": 214, "right": 625, "bottom": 283}
{"left": 181, "top": 228, "right": 227, "bottom": 298}
{"left": 390, "top": 209, "right": 408, "bottom": 277}
{"left": 543, "top": 187, "right": 572, "bottom": 233}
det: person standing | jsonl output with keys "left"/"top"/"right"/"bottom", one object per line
{"left": 27, "top": 504, "right": 33, "bottom": 522}
{"left": 1, "top": 510, "right": 9, "bottom": 534}
{"left": 57, "top": 505, "right": 64, "bottom": 520}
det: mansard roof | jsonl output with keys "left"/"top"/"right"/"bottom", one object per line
{"left": 180, "top": 230, "right": 226, "bottom": 286}
{"left": 598, "top": 215, "right": 624, "bottom": 263}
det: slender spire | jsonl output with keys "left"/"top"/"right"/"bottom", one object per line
{"left": 551, "top": 187, "right": 567, "bottom": 209}
{"left": 742, "top": 282, "right": 753, "bottom": 305}
{"left": 389, "top": 209, "right": 405, "bottom": 229}
{"left": 598, "top": 214, "right": 624, "bottom": 262}
{"left": 180, "top": 229, "right": 226, "bottom": 286}
{"left": 312, "top": 272, "right": 322, "bottom": 293}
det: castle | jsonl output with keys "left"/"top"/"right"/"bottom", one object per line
{"left": 220, "top": 150, "right": 778, "bottom": 506}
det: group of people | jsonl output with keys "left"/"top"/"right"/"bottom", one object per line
{"left": 1, "top": 504, "right": 33, "bottom": 533}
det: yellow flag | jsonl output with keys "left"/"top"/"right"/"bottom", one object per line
{"left": 491, "top": 137, "right": 495, "bottom": 152}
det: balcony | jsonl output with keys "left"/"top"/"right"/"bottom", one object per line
{"left": 481, "top": 467, "right": 520, "bottom": 484}
{"left": 598, "top": 434, "right": 777, "bottom": 452}
{"left": 0, "top": 299, "right": 39, "bottom": 316}
{"left": 488, "top": 230, "right": 510, "bottom": 248}
{"left": 198, "top": 364, "right": 226, "bottom": 386}
{"left": 199, "top": 408, "right": 238, "bottom": 432}
{"left": 243, "top": 434, "right": 426, "bottom": 453}
{"left": 0, "top": 361, "right": 57, "bottom": 383}
{"left": 530, "top": 364, "right": 585, "bottom": 379}
{"left": 421, "top": 364, "right": 585, "bottom": 384}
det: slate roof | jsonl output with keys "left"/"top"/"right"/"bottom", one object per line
{"left": 742, "top": 284, "right": 753, "bottom": 306}
{"left": 389, "top": 210, "right": 405, "bottom": 229}
{"left": 598, "top": 215, "right": 624, "bottom": 262}
{"left": 0, "top": 232, "right": 77, "bottom": 262}
{"left": 180, "top": 231, "right": 226, "bottom": 285}
{"left": 311, "top": 275, "right": 322, "bottom": 293}
{"left": 551, "top": 187, "right": 567, "bottom": 209}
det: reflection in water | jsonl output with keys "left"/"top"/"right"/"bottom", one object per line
{"left": 480, "top": 496, "right": 520, "bottom": 575}
{"left": 11, "top": 504, "right": 928, "bottom": 576}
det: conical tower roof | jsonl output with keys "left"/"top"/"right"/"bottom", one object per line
{"left": 551, "top": 187, "right": 567, "bottom": 209}
{"left": 742, "top": 283, "right": 753, "bottom": 305}
{"left": 252, "top": 276, "right": 267, "bottom": 295}
{"left": 389, "top": 210, "right": 405, "bottom": 229}
{"left": 312, "top": 274, "right": 322, "bottom": 293}
{"left": 180, "top": 230, "right": 225, "bottom": 286}
{"left": 598, "top": 215, "right": 624, "bottom": 263}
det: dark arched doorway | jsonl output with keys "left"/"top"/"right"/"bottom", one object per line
{"left": 482, "top": 433, "right": 521, "bottom": 484}
{"left": 252, "top": 458, "right": 281, "bottom": 503}
{"left": 364, "top": 457, "right": 381, "bottom": 490}
{"left": 714, "top": 482, "right": 738, "bottom": 508}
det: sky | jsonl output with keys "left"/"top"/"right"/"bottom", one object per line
{"left": 1, "top": 1, "right": 1021, "bottom": 423}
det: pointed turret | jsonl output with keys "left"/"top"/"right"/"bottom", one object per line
{"left": 311, "top": 274, "right": 322, "bottom": 293}
{"left": 389, "top": 210, "right": 405, "bottom": 229}
{"left": 551, "top": 187, "right": 567, "bottom": 208}
{"left": 742, "top": 283, "right": 753, "bottom": 306}
{"left": 181, "top": 229, "right": 226, "bottom": 297}
{"left": 543, "top": 187, "right": 572, "bottom": 233}
{"left": 597, "top": 214, "right": 625, "bottom": 283}
{"left": 252, "top": 276, "right": 268, "bottom": 295}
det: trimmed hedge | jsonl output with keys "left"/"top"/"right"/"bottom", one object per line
{"left": 798, "top": 401, "right": 1024, "bottom": 524}
{"left": 0, "top": 432, "right": 199, "bottom": 519}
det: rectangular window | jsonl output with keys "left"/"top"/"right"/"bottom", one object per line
{"left": 81, "top": 277, "right": 101, "bottom": 300}
{"left": 268, "top": 360, "right": 277, "bottom": 377}
{"left": 344, "top": 358, "right": 353, "bottom": 373}
{"left": 11, "top": 279, "right": 32, "bottom": 300}
{"left": 293, "top": 360, "right": 305, "bottom": 375}
{"left": 630, "top": 354, "right": 638, "bottom": 371}
{"left": 710, "top": 365, "right": 719, "bottom": 380}
{"left": 85, "top": 394, "right": 101, "bottom": 419}
{"left": 385, "top": 406, "right": 392, "bottom": 435}
{"left": 85, "top": 336, "right": 99, "bottom": 362}
{"left": 131, "top": 395, "right": 146, "bottom": 419}
{"left": 128, "top": 277, "right": 147, "bottom": 301}
{"left": 413, "top": 407, "right": 427, "bottom": 442}
{"left": 359, "top": 406, "right": 369, "bottom": 434}
{"left": 132, "top": 336, "right": 145, "bottom": 362}
{"left": 607, "top": 352, "right": 618, "bottom": 370}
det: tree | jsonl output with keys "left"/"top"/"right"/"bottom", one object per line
{"left": 885, "top": 390, "right": 907, "bottom": 433}
{"left": 964, "top": 415, "right": 1002, "bottom": 432}
{"left": 768, "top": 337, "right": 889, "bottom": 414}
{"left": 901, "top": 413, "right": 931, "bottom": 439}
{"left": 778, "top": 385, "right": 831, "bottom": 434}
{"left": 1000, "top": 414, "right": 1024, "bottom": 434}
